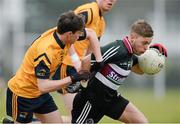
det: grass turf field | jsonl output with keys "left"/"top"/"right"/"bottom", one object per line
{"left": 0, "top": 87, "right": 180, "bottom": 123}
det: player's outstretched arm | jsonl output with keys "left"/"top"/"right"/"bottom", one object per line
{"left": 85, "top": 28, "right": 103, "bottom": 62}
{"left": 37, "top": 77, "right": 72, "bottom": 93}
{"left": 81, "top": 54, "right": 91, "bottom": 71}
{"left": 68, "top": 45, "right": 81, "bottom": 72}
{"left": 37, "top": 70, "right": 90, "bottom": 94}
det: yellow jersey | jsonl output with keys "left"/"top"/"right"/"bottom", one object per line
{"left": 8, "top": 27, "right": 70, "bottom": 98}
{"left": 62, "top": 1, "right": 106, "bottom": 66}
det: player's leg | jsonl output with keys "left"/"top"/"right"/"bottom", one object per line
{"left": 72, "top": 85, "right": 105, "bottom": 123}
{"left": 6, "top": 88, "right": 33, "bottom": 123}
{"left": 59, "top": 93, "right": 76, "bottom": 123}
{"left": 59, "top": 93, "right": 76, "bottom": 114}
{"left": 119, "top": 102, "right": 148, "bottom": 123}
{"left": 105, "top": 93, "right": 147, "bottom": 123}
{"left": 55, "top": 64, "right": 80, "bottom": 123}
{"left": 34, "top": 110, "right": 62, "bottom": 123}
{"left": 59, "top": 93, "right": 75, "bottom": 113}
{"left": 33, "top": 93, "right": 62, "bottom": 123}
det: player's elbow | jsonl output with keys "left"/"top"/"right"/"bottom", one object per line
{"left": 38, "top": 86, "right": 47, "bottom": 94}
{"left": 37, "top": 79, "right": 49, "bottom": 94}
{"left": 38, "top": 84, "right": 47, "bottom": 94}
{"left": 85, "top": 28, "right": 97, "bottom": 39}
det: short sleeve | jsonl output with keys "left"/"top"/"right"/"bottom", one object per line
{"left": 75, "top": 9, "right": 93, "bottom": 25}
{"left": 34, "top": 53, "right": 51, "bottom": 79}
{"left": 77, "top": 29, "right": 87, "bottom": 41}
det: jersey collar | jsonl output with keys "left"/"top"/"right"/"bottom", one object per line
{"left": 123, "top": 36, "right": 133, "bottom": 54}
{"left": 53, "top": 31, "right": 65, "bottom": 49}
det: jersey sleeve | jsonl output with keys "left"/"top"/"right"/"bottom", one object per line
{"left": 77, "top": 28, "right": 87, "bottom": 41}
{"left": 102, "top": 40, "right": 127, "bottom": 63}
{"left": 91, "top": 41, "right": 127, "bottom": 65}
{"left": 34, "top": 52, "right": 51, "bottom": 79}
{"left": 75, "top": 9, "right": 93, "bottom": 25}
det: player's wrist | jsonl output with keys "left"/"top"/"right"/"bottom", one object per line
{"left": 95, "top": 58, "right": 103, "bottom": 62}
{"left": 91, "top": 61, "right": 104, "bottom": 72}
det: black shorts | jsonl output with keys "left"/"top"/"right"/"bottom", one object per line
{"left": 71, "top": 78, "right": 129, "bottom": 123}
{"left": 6, "top": 88, "right": 58, "bottom": 123}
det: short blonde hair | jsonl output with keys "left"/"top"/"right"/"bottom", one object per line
{"left": 131, "top": 20, "right": 153, "bottom": 37}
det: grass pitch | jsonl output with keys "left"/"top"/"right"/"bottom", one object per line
{"left": 0, "top": 87, "right": 180, "bottom": 123}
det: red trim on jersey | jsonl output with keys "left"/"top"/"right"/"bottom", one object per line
{"left": 123, "top": 36, "right": 133, "bottom": 54}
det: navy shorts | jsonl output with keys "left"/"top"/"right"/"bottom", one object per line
{"left": 6, "top": 88, "right": 58, "bottom": 123}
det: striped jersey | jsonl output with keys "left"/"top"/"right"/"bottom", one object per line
{"left": 92, "top": 37, "right": 137, "bottom": 90}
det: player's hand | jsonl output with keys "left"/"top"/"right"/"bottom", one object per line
{"left": 90, "top": 61, "right": 104, "bottom": 72}
{"left": 150, "top": 43, "right": 167, "bottom": 57}
{"left": 66, "top": 81, "right": 81, "bottom": 93}
{"left": 70, "top": 70, "right": 90, "bottom": 83}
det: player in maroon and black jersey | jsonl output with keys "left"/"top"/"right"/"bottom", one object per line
{"left": 71, "top": 19, "right": 167, "bottom": 124}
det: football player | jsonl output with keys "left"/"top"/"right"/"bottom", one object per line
{"left": 54, "top": 0, "right": 117, "bottom": 122}
{"left": 71, "top": 20, "right": 167, "bottom": 123}
{"left": 5, "top": 11, "right": 103, "bottom": 123}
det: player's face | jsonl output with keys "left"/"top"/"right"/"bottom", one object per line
{"left": 68, "top": 31, "right": 83, "bottom": 44}
{"left": 132, "top": 35, "right": 152, "bottom": 55}
{"left": 98, "top": 0, "right": 117, "bottom": 13}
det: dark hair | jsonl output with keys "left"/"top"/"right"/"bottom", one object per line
{"left": 57, "top": 11, "right": 85, "bottom": 34}
{"left": 131, "top": 20, "right": 154, "bottom": 37}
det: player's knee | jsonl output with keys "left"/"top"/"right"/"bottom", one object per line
{"left": 130, "top": 111, "right": 148, "bottom": 123}
{"left": 121, "top": 102, "right": 148, "bottom": 123}
{"left": 119, "top": 116, "right": 148, "bottom": 124}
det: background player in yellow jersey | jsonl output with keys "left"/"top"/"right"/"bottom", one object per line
{"left": 5, "top": 11, "right": 103, "bottom": 123}
{"left": 55, "top": 1, "right": 117, "bottom": 122}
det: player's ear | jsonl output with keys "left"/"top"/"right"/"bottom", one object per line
{"left": 67, "top": 31, "right": 73, "bottom": 35}
{"left": 130, "top": 32, "right": 136, "bottom": 43}
{"left": 65, "top": 31, "right": 72, "bottom": 42}
{"left": 66, "top": 31, "right": 73, "bottom": 38}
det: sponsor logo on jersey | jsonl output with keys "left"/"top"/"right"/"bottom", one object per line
{"left": 37, "top": 69, "right": 46, "bottom": 77}
{"left": 101, "top": 64, "right": 127, "bottom": 85}
{"left": 107, "top": 71, "right": 125, "bottom": 84}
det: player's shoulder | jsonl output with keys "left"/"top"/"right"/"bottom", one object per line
{"left": 121, "top": 37, "right": 133, "bottom": 55}
{"left": 38, "top": 27, "right": 56, "bottom": 45}
{"left": 41, "top": 27, "right": 56, "bottom": 38}
{"left": 75, "top": 2, "right": 103, "bottom": 26}
{"left": 75, "top": 2, "right": 97, "bottom": 11}
{"left": 103, "top": 40, "right": 124, "bottom": 49}
{"left": 75, "top": 2, "right": 99, "bottom": 16}
{"left": 33, "top": 27, "right": 57, "bottom": 56}
{"left": 102, "top": 40, "right": 131, "bottom": 56}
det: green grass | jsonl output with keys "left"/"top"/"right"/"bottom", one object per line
{"left": 120, "top": 89, "right": 180, "bottom": 123}
{"left": 0, "top": 87, "right": 180, "bottom": 123}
